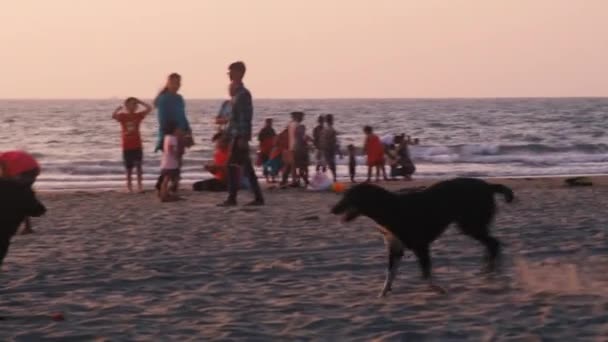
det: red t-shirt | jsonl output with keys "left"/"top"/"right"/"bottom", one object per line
{"left": 260, "top": 137, "right": 275, "bottom": 156}
{"left": 365, "top": 134, "right": 385, "bottom": 166}
{"left": 115, "top": 112, "right": 146, "bottom": 150}
{"left": 213, "top": 147, "right": 229, "bottom": 181}
{"left": 0, "top": 150, "right": 40, "bottom": 177}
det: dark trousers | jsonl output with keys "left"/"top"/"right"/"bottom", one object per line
{"left": 227, "top": 139, "right": 263, "bottom": 202}
{"left": 193, "top": 178, "right": 227, "bottom": 192}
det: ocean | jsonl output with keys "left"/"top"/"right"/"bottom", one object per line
{"left": 1, "top": 98, "right": 607, "bottom": 190}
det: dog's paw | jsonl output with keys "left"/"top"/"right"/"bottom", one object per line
{"left": 378, "top": 287, "right": 392, "bottom": 298}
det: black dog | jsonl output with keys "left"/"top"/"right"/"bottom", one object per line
{"left": 331, "top": 178, "right": 513, "bottom": 297}
{"left": 0, "top": 179, "right": 46, "bottom": 268}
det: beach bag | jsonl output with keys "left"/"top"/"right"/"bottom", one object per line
{"left": 307, "top": 172, "right": 332, "bottom": 191}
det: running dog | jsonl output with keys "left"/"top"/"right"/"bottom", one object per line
{"left": 331, "top": 178, "right": 513, "bottom": 297}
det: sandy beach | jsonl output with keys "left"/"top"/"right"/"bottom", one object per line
{"left": 1, "top": 176, "right": 608, "bottom": 341}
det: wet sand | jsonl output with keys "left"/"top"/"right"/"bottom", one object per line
{"left": 1, "top": 176, "right": 608, "bottom": 340}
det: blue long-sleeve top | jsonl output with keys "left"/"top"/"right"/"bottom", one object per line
{"left": 155, "top": 92, "right": 191, "bottom": 151}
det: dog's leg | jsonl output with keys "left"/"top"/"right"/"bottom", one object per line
{"left": 413, "top": 245, "right": 446, "bottom": 294}
{"left": 0, "top": 236, "right": 10, "bottom": 268}
{"left": 379, "top": 231, "right": 404, "bottom": 297}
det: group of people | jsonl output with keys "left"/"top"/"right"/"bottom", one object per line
{"left": 252, "top": 113, "right": 341, "bottom": 188}
{"left": 0, "top": 61, "right": 421, "bottom": 241}
{"left": 251, "top": 113, "right": 419, "bottom": 188}
{"left": 112, "top": 61, "right": 264, "bottom": 206}
{"left": 110, "top": 59, "right": 420, "bottom": 202}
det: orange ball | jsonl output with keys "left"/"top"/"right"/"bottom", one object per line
{"left": 331, "top": 182, "right": 346, "bottom": 193}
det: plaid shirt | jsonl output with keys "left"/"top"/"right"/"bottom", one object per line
{"left": 228, "top": 84, "right": 253, "bottom": 141}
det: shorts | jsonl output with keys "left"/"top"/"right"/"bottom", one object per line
{"left": 263, "top": 157, "right": 283, "bottom": 176}
{"left": 161, "top": 168, "right": 180, "bottom": 183}
{"left": 123, "top": 149, "right": 143, "bottom": 169}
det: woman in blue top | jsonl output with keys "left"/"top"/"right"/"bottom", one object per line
{"left": 154, "top": 73, "right": 192, "bottom": 152}
{"left": 153, "top": 73, "right": 193, "bottom": 192}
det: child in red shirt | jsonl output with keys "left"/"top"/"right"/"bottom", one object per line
{"left": 112, "top": 97, "right": 152, "bottom": 192}
{"left": 193, "top": 133, "right": 232, "bottom": 192}
{"left": 363, "top": 125, "right": 388, "bottom": 182}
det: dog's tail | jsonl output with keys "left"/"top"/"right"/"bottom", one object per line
{"left": 491, "top": 184, "right": 514, "bottom": 203}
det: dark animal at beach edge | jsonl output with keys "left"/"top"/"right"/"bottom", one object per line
{"left": 331, "top": 177, "right": 514, "bottom": 297}
{"left": 0, "top": 179, "right": 46, "bottom": 268}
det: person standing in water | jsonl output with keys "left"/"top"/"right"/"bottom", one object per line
{"left": 312, "top": 115, "right": 325, "bottom": 173}
{"left": 257, "top": 118, "right": 277, "bottom": 182}
{"left": 153, "top": 73, "right": 193, "bottom": 193}
{"left": 218, "top": 61, "right": 264, "bottom": 207}
{"left": 320, "top": 114, "right": 340, "bottom": 182}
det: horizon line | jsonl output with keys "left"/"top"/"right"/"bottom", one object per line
{"left": 0, "top": 95, "right": 607, "bottom": 101}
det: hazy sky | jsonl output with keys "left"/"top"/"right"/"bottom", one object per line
{"left": 1, "top": 0, "right": 606, "bottom": 99}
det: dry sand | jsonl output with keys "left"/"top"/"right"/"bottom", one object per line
{"left": 1, "top": 176, "right": 608, "bottom": 341}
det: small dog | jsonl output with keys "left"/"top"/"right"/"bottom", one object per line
{"left": 0, "top": 179, "right": 46, "bottom": 268}
{"left": 331, "top": 178, "right": 513, "bottom": 297}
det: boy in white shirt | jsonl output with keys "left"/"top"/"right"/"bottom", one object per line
{"left": 159, "top": 121, "right": 181, "bottom": 202}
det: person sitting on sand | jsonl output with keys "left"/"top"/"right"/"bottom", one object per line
{"left": 257, "top": 118, "right": 277, "bottom": 182}
{"left": 363, "top": 125, "right": 389, "bottom": 182}
{"left": 0, "top": 150, "right": 41, "bottom": 234}
{"left": 193, "top": 133, "right": 231, "bottom": 192}
{"left": 390, "top": 136, "right": 419, "bottom": 181}
{"left": 112, "top": 97, "right": 152, "bottom": 193}
{"left": 159, "top": 121, "right": 181, "bottom": 202}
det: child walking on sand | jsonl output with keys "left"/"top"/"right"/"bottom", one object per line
{"left": 347, "top": 144, "right": 357, "bottom": 183}
{"left": 363, "top": 126, "right": 388, "bottom": 182}
{"left": 159, "top": 121, "right": 181, "bottom": 202}
{"left": 112, "top": 97, "right": 152, "bottom": 192}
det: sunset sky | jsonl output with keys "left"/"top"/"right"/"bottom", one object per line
{"left": 1, "top": 0, "right": 606, "bottom": 99}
